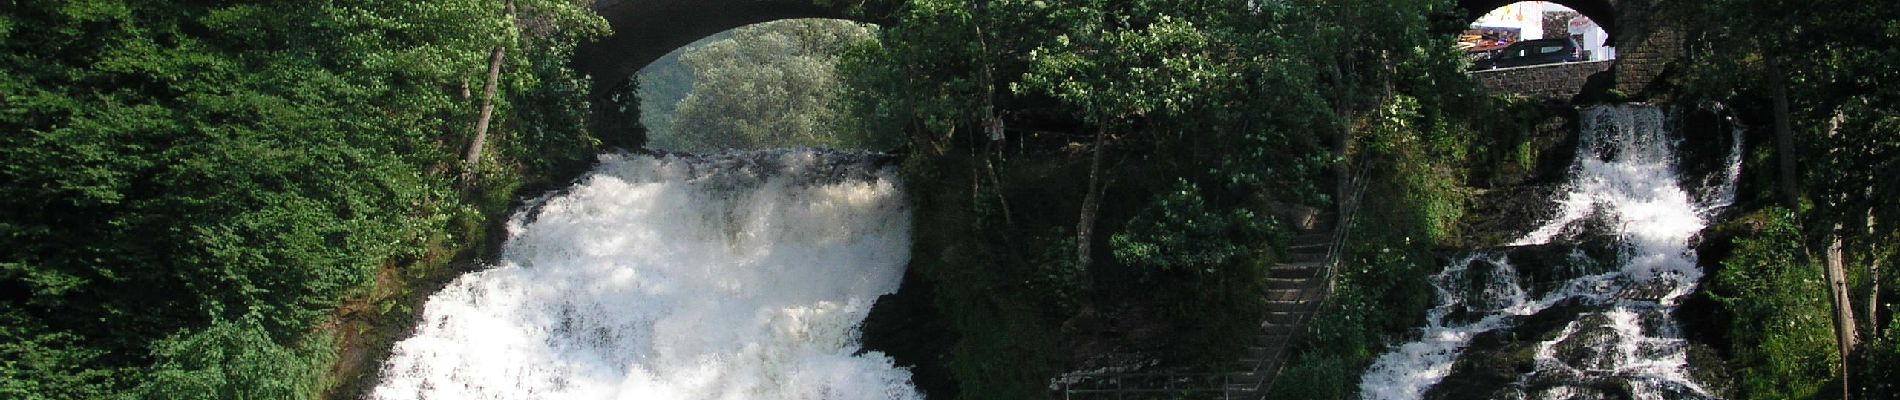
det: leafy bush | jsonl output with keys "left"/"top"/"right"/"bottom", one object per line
{"left": 1708, "top": 208, "right": 1840, "bottom": 399}
{"left": 1112, "top": 180, "right": 1270, "bottom": 279}
{"left": 132, "top": 319, "right": 335, "bottom": 400}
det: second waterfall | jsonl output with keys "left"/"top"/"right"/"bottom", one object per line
{"left": 1358, "top": 104, "right": 1742, "bottom": 400}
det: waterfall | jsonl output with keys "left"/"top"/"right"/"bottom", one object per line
{"left": 372, "top": 150, "right": 923, "bottom": 400}
{"left": 1358, "top": 105, "right": 1742, "bottom": 399}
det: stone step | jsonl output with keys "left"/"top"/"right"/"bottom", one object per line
{"left": 1247, "top": 345, "right": 1274, "bottom": 359}
{"left": 1265, "top": 288, "right": 1303, "bottom": 302}
{"left": 1257, "top": 333, "right": 1291, "bottom": 348}
{"left": 1284, "top": 250, "right": 1327, "bottom": 263}
{"left": 1269, "top": 262, "right": 1322, "bottom": 279}
{"left": 1264, "top": 300, "right": 1308, "bottom": 313}
{"left": 1227, "top": 370, "right": 1261, "bottom": 382}
{"left": 1264, "top": 311, "right": 1302, "bottom": 324}
{"left": 1286, "top": 240, "right": 1331, "bottom": 252}
{"left": 1288, "top": 233, "right": 1332, "bottom": 246}
{"left": 1260, "top": 323, "right": 1298, "bottom": 336}
{"left": 1264, "top": 277, "right": 1307, "bottom": 289}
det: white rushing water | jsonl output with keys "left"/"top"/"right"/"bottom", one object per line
{"left": 373, "top": 150, "right": 923, "bottom": 400}
{"left": 1358, "top": 105, "right": 1742, "bottom": 399}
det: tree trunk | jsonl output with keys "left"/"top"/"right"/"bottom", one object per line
{"left": 1825, "top": 226, "right": 1858, "bottom": 398}
{"left": 464, "top": 0, "right": 516, "bottom": 173}
{"left": 1075, "top": 124, "right": 1109, "bottom": 271}
{"left": 1869, "top": 209, "right": 1881, "bottom": 339}
{"left": 1870, "top": 237, "right": 1882, "bottom": 339}
{"left": 1770, "top": 64, "right": 1799, "bottom": 208}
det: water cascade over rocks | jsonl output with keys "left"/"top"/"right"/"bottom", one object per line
{"left": 1358, "top": 105, "right": 1743, "bottom": 400}
{"left": 372, "top": 149, "right": 922, "bottom": 400}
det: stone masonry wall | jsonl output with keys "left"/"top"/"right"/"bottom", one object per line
{"left": 1472, "top": 60, "right": 1614, "bottom": 100}
{"left": 1610, "top": 0, "right": 1684, "bottom": 98}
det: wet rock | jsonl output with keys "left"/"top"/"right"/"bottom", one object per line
{"left": 1673, "top": 106, "right": 1743, "bottom": 206}
{"left": 1463, "top": 184, "right": 1565, "bottom": 247}
{"left": 1683, "top": 343, "right": 1735, "bottom": 398}
{"left": 1551, "top": 313, "right": 1622, "bottom": 371}
{"left": 858, "top": 269, "right": 959, "bottom": 398}
{"left": 1426, "top": 300, "right": 1598, "bottom": 400}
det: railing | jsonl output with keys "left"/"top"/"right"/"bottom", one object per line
{"left": 1055, "top": 373, "right": 1246, "bottom": 400}
{"left": 1058, "top": 162, "right": 1370, "bottom": 400}
{"left": 1253, "top": 160, "right": 1369, "bottom": 398}
{"left": 1316, "top": 159, "right": 1371, "bottom": 304}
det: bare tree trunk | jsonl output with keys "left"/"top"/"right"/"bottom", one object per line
{"left": 1770, "top": 64, "right": 1799, "bottom": 208}
{"left": 1870, "top": 234, "right": 1882, "bottom": 339}
{"left": 464, "top": 0, "right": 516, "bottom": 173}
{"left": 1075, "top": 124, "right": 1108, "bottom": 271}
{"left": 1826, "top": 226, "right": 1859, "bottom": 398}
{"left": 1870, "top": 209, "right": 1882, "bottom": 340}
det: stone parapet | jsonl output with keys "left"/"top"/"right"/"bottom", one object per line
{"left": 1472, "top": 60, "right": 1614, "bottom": 100}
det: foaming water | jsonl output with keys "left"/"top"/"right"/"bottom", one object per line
{"left": 1357, "top": 105, "right": 1740, "bottom": 399}
{"left": 373, "top": 150, "right": 922, "bottom": 400}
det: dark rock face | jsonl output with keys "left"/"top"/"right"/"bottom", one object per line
{"left": 1425, "top": 300, "right": 1731, "bottom": 400}
{"left": 1425, "top": 299, "right": 1594, "bottom": 400}
{"left": 1671, "top": 106, "right": 1745, "bottom": 210}
{"left": 1455, "top": 227, "right": 1622, "bottom": 296}
{"left": 858, "top": 268, "right": 959, "bottom": 398}
{"left": 1466, "top": 185, "right": 1567, "bottom": 247}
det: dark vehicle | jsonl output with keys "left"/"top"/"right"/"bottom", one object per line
{"left": 1470, "top": 38, "right": 1581, "bottom": 70}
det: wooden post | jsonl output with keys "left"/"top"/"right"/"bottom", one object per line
{"left": 1825, "top": 226, "right": 1859, "bottom": 398}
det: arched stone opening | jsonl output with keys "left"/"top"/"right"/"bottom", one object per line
{"left": 633, "top": 18, "right": 884, "bottom": 151}
{"left": 1457, "top": 0, "right": 1616, "bottom": 46}
{"left": 569, "top": 0, "right": 899, "bottom": 148}
{"left": 1456, "top": 1, "right": 1619, "bottom": 101}
{"left": 573, "top": 0, "right": 894, "bottom": 99}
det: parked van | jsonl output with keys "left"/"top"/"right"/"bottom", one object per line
{"left": 1470, "top": 38, "right": 1581, "bottom": 70}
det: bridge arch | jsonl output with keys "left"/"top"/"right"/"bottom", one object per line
{"left": 1456, "top": 0, "right": 1617, "bottom": 46}
{"left": 573, "top": 0, "right": 894, "bottom": 98}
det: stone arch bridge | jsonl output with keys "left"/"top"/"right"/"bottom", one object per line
{"left": 574, "top": 0, "right": 1677, "bottom": 104}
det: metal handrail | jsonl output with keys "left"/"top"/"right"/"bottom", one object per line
{"left": 1059, "top": 161, "right": 1370, "bottom": 400}
{"left": 1253, "top": 160, "right": 1369, "bottom": 399}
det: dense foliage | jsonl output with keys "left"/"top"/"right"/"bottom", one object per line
{"left": 1709, "top": 209, "right": 1841, "bottom": 399}
{"left": 844, "top": 0, "right": 1485, "bottom": 397}
{"left": 0, "top": 1, "right": 604, "bottom": 398}
{"left": 1678, "top": 0, "right": 1900, "bottom": 395}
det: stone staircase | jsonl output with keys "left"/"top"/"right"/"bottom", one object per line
{"left": 1219, "top": 220, "right": 1335, "bottom": 399}
{"left": 1057, "top": 212, "right": 1343, "bottom": 400}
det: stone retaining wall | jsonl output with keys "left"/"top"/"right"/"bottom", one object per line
{"left": 1472, "top": 60, "right": 1614, "bottom": 100}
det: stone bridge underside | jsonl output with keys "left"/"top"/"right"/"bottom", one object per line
{"left": 574, "top": 0, "right": 883, "bottom": 97}
{"left": 1458, "top": 0, "right": 1617, "bottom": 43}
{"left": 573, "top": 0, "right": 1631, "bottom": 97}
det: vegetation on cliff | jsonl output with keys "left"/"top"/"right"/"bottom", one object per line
{"left": 0, "top": 1, "right": 605, "bottom": 398}
{"left": 838, "top": 0, "right": 1512, "bottom": 398}
{"left": 1678, "top": 0, "right": 1900, "bottom": 396}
